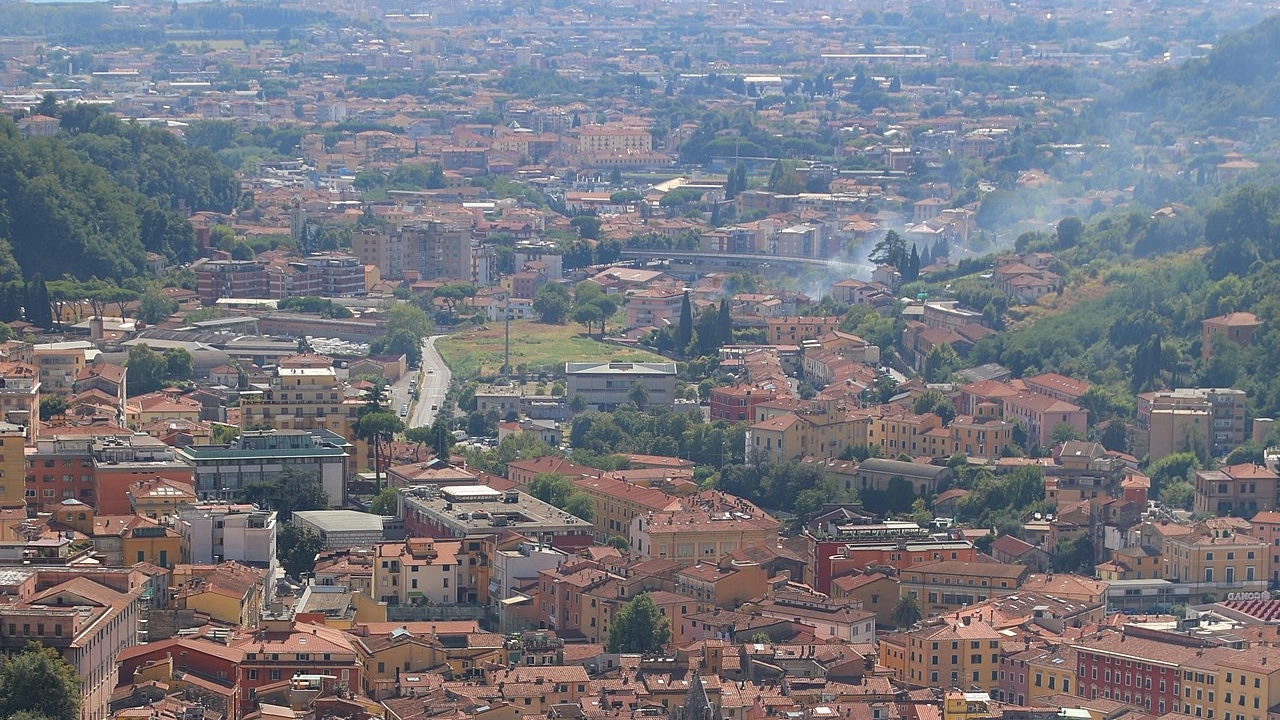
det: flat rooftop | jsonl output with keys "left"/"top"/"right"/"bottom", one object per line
{"left": 294, "top": 510, "right": 384, "bottom": 534}
{"left": 401, "top": 487, "right": 591, "bottom": 536}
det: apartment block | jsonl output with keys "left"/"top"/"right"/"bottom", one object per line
{"left": 1138, "top": 387, "right": 1248, "bottom": 461}
{"left": 1193, "top": 463, "right": 1280, "bottom": 517}
{"left": 177, "top": 503, "right": 278, "bottom": 568}
{"left": 899, "top": 560, "right": 1029, "bottom": 617}
{"left": 0, "top": 568, "right": 156, "bottom": 720}
{"left": 882, "top": 615, "right": 1004, "bottom": 693}
{"left": 746, "top": 399, "right": 870, "bottom": 464}
{"left": 176, "top": 428, "right": 350, "bottom": 506}
{"left": 372, "top": 537, "right": 464, "bottom": 606}
{"left": 1160, "top": 518, "right": 1267, "bottom": 593}
{"left": 625, "top": 288, "right": 684, "bottom": 329}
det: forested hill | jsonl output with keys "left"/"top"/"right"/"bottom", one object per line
{"left": 0, "top": 108, "right": 237, "bottom": 282}
{"left": 1120, "top": 13, "right": 1280, "bottom": 130}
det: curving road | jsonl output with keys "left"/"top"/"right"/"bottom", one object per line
{"left": 408, "top": 335, "right": 451, "bottom": 429}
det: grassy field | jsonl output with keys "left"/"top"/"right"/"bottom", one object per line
{"left": 437, "top": 319, "right": 665, "bottom": 378}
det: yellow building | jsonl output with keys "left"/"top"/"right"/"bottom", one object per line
{"left": 631, "top": 497, "right": 782, "bottom": 562}
{"left": 239, "top": 359, "right": 368, "bottom": 471}
{"left": 900, "top": 560, "right": 1029, "bottom": 617}
{"left": 1161, "top": 518, "right": 1268, "bottom": 595}
{"left": 127, "top": 477, "right": 198, "bottom": 519}
{"left": 32, "top": 345, "right": 86, "bottom": 395}
{"left": 0, "top": 421, "right": 28, "bottom": 511}
{"left": 572, "top": 474, "right": 681, "bottom": 544}
{"left": 175, "top": 562, "right": 265, "bottom": 627}
{"left": 484, "top": 665, "right": 591, "bottom": 715}
{"left": 868, "top": 411, "right": 943, "bottom": 456}
{"left": 240, "top": 365, "right": 353, "bottom": 436}
{"left": 896, "top": 618, "right": 1005, "bottom": 693}
{"left": 746, "top": 400, "right": 870, "bottom": 464}
{"left": 372, "top": 538, "right": 464, "bottom": 606}
{"left": 943, "top": 691, "right": 994, "bottom": 720}
{"left": 57, "top": 501, "right": 182, "bottom": 568}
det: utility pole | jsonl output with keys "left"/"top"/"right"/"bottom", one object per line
{"left": 502, "top": 296, "right": 511, "bottom": 378}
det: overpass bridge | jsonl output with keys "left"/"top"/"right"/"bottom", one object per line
{"left": 616, "top": 248, "right": 869, "bottom": 276}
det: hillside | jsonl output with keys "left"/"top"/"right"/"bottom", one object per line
{"left": 0, "top": 108, "right": 237, "bottom": 284}
{"left": 1121, "top": 13, "right": 1280, "bottom": 133}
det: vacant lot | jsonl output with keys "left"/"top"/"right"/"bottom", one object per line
{"left": 437, "top": 319, "right": 664, "bottom": 378}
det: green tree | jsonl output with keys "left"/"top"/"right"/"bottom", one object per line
{"left": 529, "top": 472, "right": 573, "bottom": 506}
{"left": 125, "top": 344, "right": 168, "bottom": 395}
{"left": 607, "top": 536, "right": 630, "bottom": 551}
{"left": 1052, "top": 421, "right": 1083, "bottom": 444}
{"left": 137, "top": 286, "right": 178, "bottom": 325}
{"left": 356, "top": 412, "right": 404, "bottom": 490}
{"left": 1056, "top": 216, "right": 1084, "bottom": 248}
{"left": 163, "top": 347, "right": 194, "bottom": 380}
{"left": 628, "top": 382, "right": 650, "bottom": 410}
{"left": 372, "top": 303, "right": 433, "bottom": 365}
{"left": 404, "top": 425, "right": 433, "bottom": 462}
{"left": 869, "top": 230, "right": 907, "bottom": 269}
{"left": 572, "top": 303, "right": 603, "bottom": 336}
{"left": 676, "top": 290, "right": 693, "bottom": 350}
{"left": 607, "top": 592, "right": 671, "bottom": 654}
{"left": 369, "top": 486, "right": 399, "bottom": 515}
{"left": 0, "top": 642, "right": 81, "bottom": 720}
{"left": 1161, "top": 480, "right": 1195, "bottom": 510}
{"left": 24, "top": 274, "right": 52, "bottom": 329}
{"left": 431, "top": 417, "right": 453, "bottom": 460}
{"left": 276, "top": 522, "right": 324, "bottom": 579}
{"left": 890, "top": 594, "right": 923, "bottom": 628}
{"left": 923, "top": 343, "right": 961, "bottom": 383}
{"left": 1054, "top": 534, "right": 1094, "bottom": 572}
{"left": 39, "top": 396, "right": 69, "bottom": 421}
{"left": 563, "top": 492, "right": 594, "bottom": 522}
{"left": 533, "top": 283, "right": 570, "bottom": 324}
{"left": 914, "top": 389, "right": 957, "bottom": 425}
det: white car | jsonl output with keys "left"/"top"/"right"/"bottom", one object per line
{"left": 399, "top": 403, "right": 408, "bottom": 416}
{"left": 427, "top": 367, "right": 435, "bottom": 374}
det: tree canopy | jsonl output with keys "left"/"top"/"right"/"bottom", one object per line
{"left": 0, "top": 642, "right": 81, "bottom": 720}
{"left": 606, "top": 592, "right": 671, "bottom": 654}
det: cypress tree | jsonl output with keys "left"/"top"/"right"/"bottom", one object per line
{"left": 677, "top": 290, "right": 693, "bottom": 350}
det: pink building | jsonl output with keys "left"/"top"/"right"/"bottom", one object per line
{"left": 625, "top": 288, "right": 684, "bottom": 329}
{"left": 1002, "top": 393, "right": 1088, "bottom": 450}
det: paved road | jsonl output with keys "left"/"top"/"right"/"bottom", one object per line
{"left": 408, "top": 335, "right": 450, "bottom": 429}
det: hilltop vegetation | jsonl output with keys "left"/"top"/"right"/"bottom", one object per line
{"left": 1122, "top": 14, "right": 1280, "bottom": 131}
{"left": 0, "top": 108, "right": 236, "bottom": 283}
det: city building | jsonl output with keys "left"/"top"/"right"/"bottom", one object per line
{"left": 630, "top": 494, "right": 782, "bottom": 561}
{"left": 564, "top": 361, "right": 678, "bottom": 412}
{"left": 399, "top": 485, "right": 594, "bottom": 550}
{"left": 899, "top": 560, "right": 1030, "bottom": 617}
{"left": 1138, "top": 388, "right": 1247, "bottom": 461}
{"left": 371, "top": 537, "right": 464, "bottom": 606}
{"left": 1159, "top": 518, "right": 1267, "bottom": 594}
{"left": 0, "top": 361, "right": 40, "bottom": 440}
{"left": 1202, "top": 311, "right": 1261, "bottom": 360}
{"left": 25, "top": 430, "right": 195, "bottom": 514}
{"left": 177, "top": 503, "right": 278, "bottom": 568}
{"left": 1193, "top": 463, "right": 1280, "bottom": 517}
{"left": 882, "top": 616, "right": 1004, "bottom": 692}
{"left": 176, "top": 428, "right": 350, "bottom": 506}
{"left": 0, "top": 568, "right": 156, "bottom": 720}
{"left": 293, "top": 510, "right": 386, "bottom": 550}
